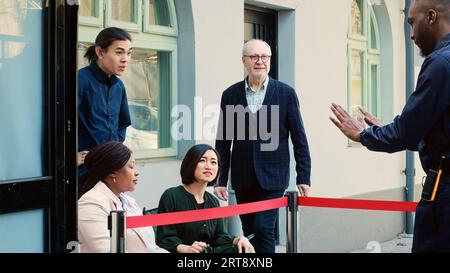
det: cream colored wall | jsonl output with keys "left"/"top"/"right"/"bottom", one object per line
{"left": 191, "top": 0, "right": 245, "bottom": 147}
{"left": 130, "top": 159, "right": 181, "bottom": 209}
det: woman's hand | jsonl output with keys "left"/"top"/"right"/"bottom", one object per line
{"left": 234, "top": 236, "right": 255, "bottom": 253}
{"left": 177, "top": 241, "right": 208, "bottom": 253}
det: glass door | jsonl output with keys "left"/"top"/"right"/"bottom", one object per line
{"left": 0, "top": 0, "right": 78, "bottom": 253}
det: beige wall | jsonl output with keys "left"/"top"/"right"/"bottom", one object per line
{"left": 191, "top": 0, "right": 245, "bottom": 147}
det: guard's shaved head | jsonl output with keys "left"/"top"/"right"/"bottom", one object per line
{"left": 416, "top": 0, "right": 450, "bottom": 6}
{"left": 414, "top": 0, "right": 450, "bottom": 16}
{"left": 409, "top": 0, "right": 450, "bottom": 56}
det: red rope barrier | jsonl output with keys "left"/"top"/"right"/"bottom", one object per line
{"left": 127, "top": 197, "right": 288, "bottom": 229}
{"left": 126, "top": 196, "right": 418, "bottom": 229}
{"left": 298, "top": 197, "right": 418, "bottom": 212}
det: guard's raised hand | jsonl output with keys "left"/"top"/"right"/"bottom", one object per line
{"left": 329, "top": 103, "right": 365, "bottom": 142}
{"left": 358, "top": 106, "right": 383, "bottom": 127}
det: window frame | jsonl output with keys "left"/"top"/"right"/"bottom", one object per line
{"left": 348, "top": 0, "right": 367, "bottom": 42}
{"left": 368, "top": 9, "right": 381, "bottom": 54}
{"left": 143, "top": 0, "right": 178, "bottom": 37}
{"left": 79, "top": 0, "right": 104, "bottom": 28}
{"left": 105, "top": 0, "right": 143, "bottom": 33}
{"left": 367, "top": 57, "right": 381, "bottom": 117}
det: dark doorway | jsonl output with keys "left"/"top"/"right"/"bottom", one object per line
{"left": 244, "top": 5, "right": 280, "bottom": 245}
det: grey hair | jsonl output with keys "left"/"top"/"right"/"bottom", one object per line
{"left": 242, "top": 39, "right": 272, "bottom": 55}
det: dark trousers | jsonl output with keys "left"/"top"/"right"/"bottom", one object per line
{"left": 235, "top": 184, "right": 285, "bottom": 253}
{"left": 412, "top": 179, "right": 450, "bottom": 253}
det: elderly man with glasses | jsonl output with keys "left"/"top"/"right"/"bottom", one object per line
{"left": 214, "top": 39, "right": 311, "bottom": 253}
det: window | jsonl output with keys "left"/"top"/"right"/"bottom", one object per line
{"left": 106, "top": 0, "right": 142, "bottom": 32}
{"left": 80, "top": 0, "right": 96, "bottom": 17}
{"left": 0, "top": 0, "right": 45, "bottom": 180}
{"left": 351, "top": 0, "right": 363, "bottom": 36}
{"left": 347, "top": 0, "right": 381, "bottom": 131}
{"left": 79, "top": 0, "right": 103, "bottom": 27}
{"left": 121, "top": 49, "right": 174, "bottom": 154}
{"left": 78, "top": 0, "right": 178, "bottom": 159}
{"left": 144, "top": 0, "right": 177, "bottom": 36}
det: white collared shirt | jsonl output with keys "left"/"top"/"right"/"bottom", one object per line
{"left": 118, "top": 193, "right": 164, "bottom": 253}
{"left": 245, "top": 76, "right": 269, "bottom": 113}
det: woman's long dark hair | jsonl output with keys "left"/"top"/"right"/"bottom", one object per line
{"left": 78, "top": 141, "right": 132, "bottom": 199}
{"left": 180, "top": 144, "right": 221, "bottom": 187}
{"left": 84, "top": 27, "right": 132, "bottom": 64}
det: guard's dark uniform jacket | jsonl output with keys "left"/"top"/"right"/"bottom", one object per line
{"left": 360, "top": 33, "right": 450, "bottom": 253}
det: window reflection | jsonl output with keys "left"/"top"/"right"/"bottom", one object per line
{"left": 80, "top": 0, "right": 95, "bottom": 17}
{"left": 121, "top": 49, "right": 172, "bottom": 151}
{"left": 371, "top": 64, "right": 378, "bottom": 116}
{"left": 370, "top": 16, "right": 378, "bottom": 49}
{"left": 0, "top": 0, "right": 44, "bottom": 180}
{"left": 351, "top": 0, "right": 363, "bottom": 35}
{"left": 350, "top": 49, "right": 363, "bottom": 123}
{"left": 111, "top": 0, "right": 136, "bottom": 23}
{"left": 148, "top": 0, "right": 171, "bottom": 27}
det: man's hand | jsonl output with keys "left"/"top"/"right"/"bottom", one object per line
{"left": 234, "top": 236, "right": 255, "bottom": 253}
{"left": 77, "top": 151, "right": 89, "bottom": 167}
{"left": 358, "top": 106, "right": 383, "bottom": 127}
{"left": 329, "top": 103, "right": 365, "bottom": 142}
{"left": 213, "top": 186, "right": 229, "bottom": 201}
{"left": 297, "top": 184, "right": 311, "bottom": 197}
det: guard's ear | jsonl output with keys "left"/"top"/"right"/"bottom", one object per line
{"left": 427, "top": 9, "right": 437, "bottom": 24}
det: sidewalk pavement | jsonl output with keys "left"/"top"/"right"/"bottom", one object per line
{"left": 275, "top": 233, "right": 413, "bottom": 253}
{"left": 350, "top": 233, "right": 413, "bottom": 253}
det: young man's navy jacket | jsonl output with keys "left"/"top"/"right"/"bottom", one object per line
{"left": 78, "top": 62, "right": 131, "bottom": 151}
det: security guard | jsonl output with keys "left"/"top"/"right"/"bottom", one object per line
{"left": 330, "top": 0, "right": 450, "bottom": 252}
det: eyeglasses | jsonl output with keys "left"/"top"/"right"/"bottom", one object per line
{"left": 243, "top": 55, "right": 271, "bottom": 63}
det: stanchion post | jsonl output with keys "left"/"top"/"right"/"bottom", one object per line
{"left": 285, "top": 191, "right": 298, "bottom": 253}
{"left": 108, "top": 210, "right": 126, "bottom": 253}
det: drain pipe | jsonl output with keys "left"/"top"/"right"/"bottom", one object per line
{"left": 404, "top": 0, "right": 416, "bottom": 235}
